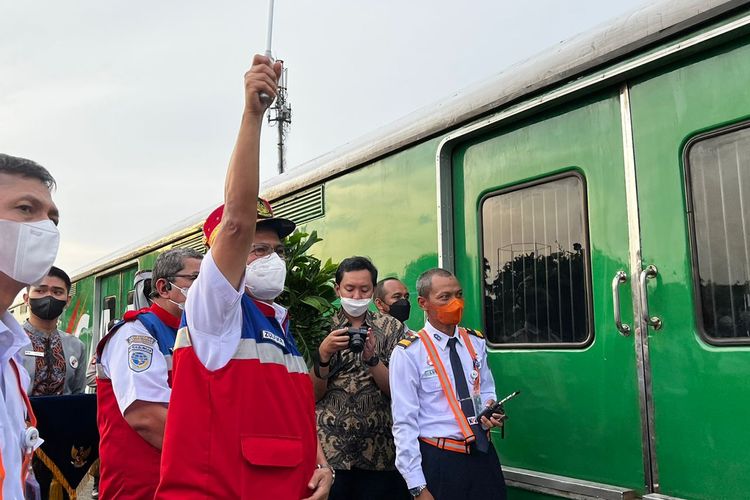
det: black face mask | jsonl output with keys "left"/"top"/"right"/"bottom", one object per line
{"left": 29, "top": 296, "right": 67, "bottom": 321}
{"left": 388, "top": 298, "right": 411, "bottom": 323}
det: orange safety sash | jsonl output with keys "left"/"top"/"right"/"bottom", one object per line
{"left": 417, "top": 328, "right": 480, "bottom": 443}
{"left": 457, "top": 328, "right": 480, "bottom": 395}
{"left": 10, "top": 359, "right": 37, "bottom": 486}
{"left": 0, "top": 445, "right": 4, "bottom": 500}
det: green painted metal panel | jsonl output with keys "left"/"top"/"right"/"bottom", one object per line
{"left": 508, "top": 488, "right": 560, "bottom": 500}
{"left": 629, "top": 37, "right": 750, "bottom": 500}
{"left": 62, "top": 275, "right": 96, "bottom": 358}
{"left": 452, "top": 92, "right": 645, "bottom": 491}
{"left": 301, "top": 138, "right": 441, "bottom": 328}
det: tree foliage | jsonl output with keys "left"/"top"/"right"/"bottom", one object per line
{"left": 278, "top": 230, "right": 338, "bottom": 365}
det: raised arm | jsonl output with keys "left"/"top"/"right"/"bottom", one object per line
{"left": 211, "top": 54, "right": 282, "bottom": 290}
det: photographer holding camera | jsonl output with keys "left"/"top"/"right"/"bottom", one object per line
{"left": 312, "top": 257, "right": 409, "bottom": 500}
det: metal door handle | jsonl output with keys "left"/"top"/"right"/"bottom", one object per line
{"left": 612, "top": 271, "right": 631, "bottom": 336}
{"left": 639, "top": 265, "right": 663, "bottom": 330}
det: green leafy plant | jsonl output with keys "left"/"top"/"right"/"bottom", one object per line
{"left": 279, "top": 230, "right": 338, "bottom": 366}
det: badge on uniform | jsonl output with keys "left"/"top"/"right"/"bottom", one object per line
{"left": 127, "top": 336, "right": 154, "bottom": 372}
{"left": 433, "top": 333, "right": 441, "bottom": 341}
{"left": 473, "top": 359, "right": 481, "bottom": 370}
{"left": 69, "top": 356, "right": 79, "bottom": 369}
{"left": 24, "top": 350, "right": 44, "bottom": 358}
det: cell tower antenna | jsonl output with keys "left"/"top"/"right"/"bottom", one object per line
{"left": 268, "top": 62, "right": 292, "bottom": 174}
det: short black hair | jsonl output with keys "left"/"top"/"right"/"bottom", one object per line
{"left": 0, "top": 154, "right": 56, "bottom": 190}
{"left": 47, "top": 266, "right": 72, "bottom": 294}
{"left": 374, "top": 277, "right": 401, "bottom": 301}
{"left": 335, "top": 256, "right": 378, "bottom": 286}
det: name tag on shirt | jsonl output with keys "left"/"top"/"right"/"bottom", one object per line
{"left": 25, "top": 350, "right": 44, "bottom": 358}
{"left": 261, "top": 330, "right": 286, "bottom": 348}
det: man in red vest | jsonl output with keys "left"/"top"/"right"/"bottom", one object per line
{"left": 156, "top": 55, "right": 333, "bottom": 500}
{"left": 96, "top": 247, "right": 202, "bottom": 499}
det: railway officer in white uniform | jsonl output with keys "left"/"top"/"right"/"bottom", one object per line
{"left": 0, "top": 154, "right": 59, "bottom": 498}
{"left": 389, "top": 268, "right": 507, "bottom": 500}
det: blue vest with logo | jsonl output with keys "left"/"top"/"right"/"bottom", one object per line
{"left": 114, "top": 311, "right": 176, "bottom": 357}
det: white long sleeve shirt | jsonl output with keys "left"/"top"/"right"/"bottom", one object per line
{"left": 389, "top": 321, "right": 497, "bottom": 489}
{"left": 0, "top": 311, "right": 34, "bottom": 500}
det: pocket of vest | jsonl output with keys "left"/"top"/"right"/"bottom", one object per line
{"left": 240, "top": 435, "right": 303, "bottom": 468}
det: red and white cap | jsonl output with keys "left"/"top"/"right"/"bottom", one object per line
{"left": 202, "top": 198, "right": 296, "bottom": 247}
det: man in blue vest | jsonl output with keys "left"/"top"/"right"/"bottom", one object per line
{"left": 96, "top": 247, "right": 202, "bottom": 499}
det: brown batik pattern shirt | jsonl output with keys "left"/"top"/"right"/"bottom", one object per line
{"left": 24, "top": 321, "right": 66, "bottom": 396}
{"left": 316, "top": 308, "right": 405, "bottom": 471}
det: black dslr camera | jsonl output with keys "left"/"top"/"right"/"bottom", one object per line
{"left": 347, "top": 327, "right": 368, "bottom": 353}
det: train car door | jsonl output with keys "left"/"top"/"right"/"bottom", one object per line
{"left": 627, "top": 34, "right": 750, "bottom": 500}
{"left": 97, "top": 265, "right": 137, "bottom": 338}
{"left": 444, "top": 89, "right": 646, "bottom": 496}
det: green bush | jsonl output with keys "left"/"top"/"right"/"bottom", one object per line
{"left": 279, "top": 230, "right": 338, "bottom": 366}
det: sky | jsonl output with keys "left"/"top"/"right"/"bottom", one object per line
{"left": 1, "top": 0, "right": 647, "bottom": 275}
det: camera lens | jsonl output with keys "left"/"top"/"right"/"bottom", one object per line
{"left": 349, "top": 334, "right": 365, "bottom": 353}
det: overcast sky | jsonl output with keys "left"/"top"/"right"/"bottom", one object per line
{"left": 1, "top": 0, "right": 646, "bottom": 275}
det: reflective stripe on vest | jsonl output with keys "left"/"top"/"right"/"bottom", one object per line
{"left": 174, "top": 327, "right": 307, "bottom": 374}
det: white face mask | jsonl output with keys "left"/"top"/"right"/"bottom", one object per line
{"left": 168, "top": 282, "right": 189, "bottom": 311}
{"left": 245, "top": 253, "right": 287, "bottom": 301}
{"left": 340, "top": 297, "right": 372, "bottom": 318}
{"left": 0, "top": 219, "right": 60, "bottom": 285}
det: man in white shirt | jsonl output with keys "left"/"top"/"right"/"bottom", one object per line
{"left": 389, "top": 268, "right": 507, "bottom": 500}
{"left": 96, "top": 247, "right": 201, "bottom": 499}
{"left": 0, "top": 154, "right": 60, "bottom": 499}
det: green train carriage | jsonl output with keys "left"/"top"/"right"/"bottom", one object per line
{"left": 11, "top": 0, "right": 750, "bottom": 497}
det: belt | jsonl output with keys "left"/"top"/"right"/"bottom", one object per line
{"left": 420, "top": 437, "right": 472, "bottom": 455}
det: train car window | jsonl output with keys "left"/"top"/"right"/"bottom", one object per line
{"left": 686, "top": 124, "right": 750, "bottom": 344}
{"left": 103, "top": 295, "right": 117, "bottom": 322}
{"left": 480, "top": 174, "right": 591, "bottom": 347}
{"left": 126, "top": 290, "right": 135, "bottom": 311}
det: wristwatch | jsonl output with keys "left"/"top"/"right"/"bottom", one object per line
{"left": 316, "top": 463, "right": 336, "bottom": 483}
{"left": 409, "top": 485, "right": 427, "bottom": 497}
{"left": 364, "top": 354, "right": 380, "bottom": 367}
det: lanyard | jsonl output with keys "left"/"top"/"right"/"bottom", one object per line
{"left": 9, "top": 359, "right": 38, "bottom": 485}
{"left": 417, "top": 328, "right": 480, "bottom": 442}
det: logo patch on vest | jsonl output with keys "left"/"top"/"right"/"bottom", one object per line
{"left": 261, "top": 330, "right": 286, "bottom": 348}
{"left": 127, "top": 336, "right": 154, "bottom": 372}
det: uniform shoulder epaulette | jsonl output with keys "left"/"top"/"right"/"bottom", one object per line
{"left": 397, "top": 332, "right": 420, "bottom": 349}
{"left": 465, "top": 328, "right": 484, "bottom": 339}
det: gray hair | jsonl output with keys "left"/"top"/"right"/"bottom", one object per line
{"left": 416, "top": 268, "right": 455, "bottom": 298}
{"left": 152, "top": 247, "right": 203, "bottom": 293}
{"left": 0, "top": 154, "right": 56, "bottom": 190}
